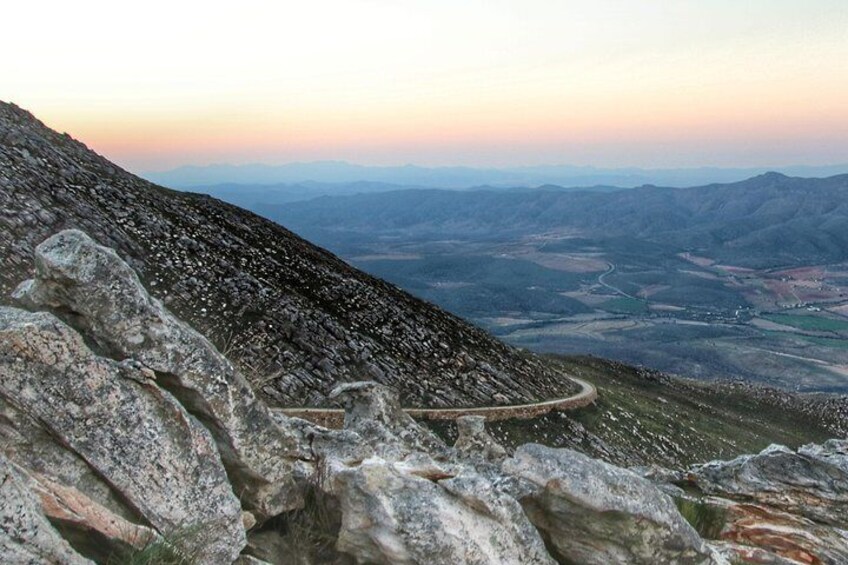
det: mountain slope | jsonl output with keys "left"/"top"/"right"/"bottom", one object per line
{"left": 0, "top": 101, "right": 576, "bottom": 408}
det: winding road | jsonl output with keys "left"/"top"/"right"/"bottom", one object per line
{"left": 280, "top": 375, "right": 598, "bottom": 428}
{"left": 597, "top": 262, "right": 638, "bottom": 300}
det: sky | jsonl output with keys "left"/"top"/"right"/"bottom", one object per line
{"left": 3, "top": 0, "right": 848, "bottom": 172}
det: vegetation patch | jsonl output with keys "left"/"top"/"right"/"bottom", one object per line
{"left": 674, "top": 497, "right": 728, "bottom": 540}
{"left": 600, "top": 297, "right": 648, "bottom": 314}
{"left": 764, "top": 313, "right": 848, "bottom": 333}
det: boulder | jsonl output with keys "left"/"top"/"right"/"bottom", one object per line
{"left": 690, "top": 442, "right": 848, "bottom": 527}
{"left": 503, "top": 443, "right": 714, "bottom": 564}
{"left": 323, "top": 456, "right": 554, "bottom": 565}
{"left": 0, "top": 453, "right": 91, "bottom": 564}
{"left": 0, "top": 306, "right": 245, "bottom": 563}
{"left": 14, "top": 229, "right": 311, "bottom": 518}
{"left": 26, "top": 469, "right": 158, "bottom": 561}
{"left": 454, "top": 415, "right": 508, "bottom": 461}
{"left": 315, "top": 382, "right": 553, "bottom": 564}
{"left": 328, "top": 380, "right": 445, "bottom": 458}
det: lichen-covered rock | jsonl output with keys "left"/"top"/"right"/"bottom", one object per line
{"left": 312, "top": 383, "right": 552, "bottom": 564}
{"left": 14, "top": 229, "right": 311, "bottom": 518}
{"left": 503, "top": 443, "right": 713, "bottom": 564}
{"left": 328, "top": 381, "right": 446, "bottom": 458}
{"left": 0, "top": 453, "right": 92, "bottom": 564}
{"left": 0, "top": 306, "right": 245, "bottom": 563}
{"left": 323, "top": 457, "right": 554, "bottom": 565}
{"left": 716, "top": 498, "right": 848, "bottom": 564}
{"left": 690, "top": 441, "right": 848, "bottom": 527}
{"left": 0, "top": 394, "right": 139, "bottom": 523}
{"left": 454, "top": 415, "right": 508, "bottom": 461}
{"left": 26, "top": 469, "right": 158, "bottom": 561}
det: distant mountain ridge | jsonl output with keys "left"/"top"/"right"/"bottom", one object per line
{"left": 146, "top": 160, "right": 848, "bottom": 190}
{"left": 267, "top": 172, "right": 848, "bottom": 269}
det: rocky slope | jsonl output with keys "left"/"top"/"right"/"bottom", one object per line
{"left": 0, "top": 101, "right": 576, "bottom": 408}
{"left": 2, "top": 230, "right": 847, "bottom": 564}
{"left": 462, "top": 356, "right": 848, "bottom": 469}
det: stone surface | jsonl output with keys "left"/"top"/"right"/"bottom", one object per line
{"left": 0, "top": 306, "right": 245, "bottom": 563}
{"left": 718, "top": 499, "right": 848, "bottom": 565}
{"left": 690, "top": 441, "right": 848, "bottom": 527}
{"left": 27, "top": 470, "right": 158, "bottom": 561}
{"left": 454, "top": 415, "right": 508, "bottom": 461}
{"left": 328, "top": 381, "right": 446, "bottom": 458}
{"left": 15, "top": 228, "right": 310, "bottom": 518}
{"left": 503, "top": 443, "right": 713, "bottom": 564}
{"left": 323, "top": 457, "right": 554, "bottom": 565}
{"left": 0, "top": 453, "right": 92, "bottom": 564}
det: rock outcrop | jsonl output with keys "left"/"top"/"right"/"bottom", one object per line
{"left": 505, "top": 444, "right": 713, "bottom": 564}
{"left": 0, "top": 454, "right": 91, "bottom": 564}
{"left": 14, "top": 229, "right": 309, "bottom": 518}
{"left": 0, "top": 306, "right": 246, "bottom": 563}
{"left": 690, "top": 441, "right": 848, "bottom": 527}
{"left": 454, "top": 415, "right": 508, "bottom": 461}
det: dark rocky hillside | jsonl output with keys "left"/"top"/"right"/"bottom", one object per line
{"left": 0, "top": 101, "right": 577, "bottom": 408}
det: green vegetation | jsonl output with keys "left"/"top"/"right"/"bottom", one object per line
{"left": 600, "top": 297, "right": 647, "bottom": 314}
{"left": 764, "top": 313, "right": 848, "bottom": 333}
{"left": 109, "top": 528, "right": 200, "bottom": 565}
{"left": 796, "top": 334, "right": 848, "bottom": 350}
{"left": 250, "top": 486, "right": 349, "bottom": 564}
{"left": 430, "top": 355, "right": 844, "bottom": 469}
{"left": 675, "top": 497, "right": 728, "bottom": 539}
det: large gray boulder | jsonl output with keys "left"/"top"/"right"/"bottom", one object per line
{"left": 328, "top": 380, "right": 446, "bottom": 458}
{"left": 14, "top": 229, "right": 311, "bottom": 518}
{"left": 503, "top": 443, "right": 714, "bottom": 564}
{"left": 454, "top": 415, "right": 508, "bottom": 461}
{"left": 313, "top": 382, "right": 553, "bottom": 565}
{"left": 0, "top": 453, "right": 92, "bottom": 564}
{"left": 0, "top": 306, "right": 245, "bottom": 563}
{"left": 690, "top": 441, "right": 848, "bottom": 527}
{"left": 323, "top": 457, "right": 555, "bottom": 565}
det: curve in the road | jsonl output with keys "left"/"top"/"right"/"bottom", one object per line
{"left": 280, "top": 376, "right": 598, "bottom": 428}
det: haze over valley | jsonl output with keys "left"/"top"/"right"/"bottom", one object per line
{"left": 191, "top": 172, "right": 848, "bottom": 393}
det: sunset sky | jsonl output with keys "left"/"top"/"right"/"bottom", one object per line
{"left": 3, "top": 0, "right": 847, "bottom": 172}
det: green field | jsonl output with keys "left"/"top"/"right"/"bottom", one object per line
{"left": 600, "top": 297, "right": 648, "bottom": 314}
{"left": 765, "top": 313, "right": 848, "bottom": 333}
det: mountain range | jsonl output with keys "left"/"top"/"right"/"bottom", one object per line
{"left": 145, "top": 160, "right": 848, "bottom": 190}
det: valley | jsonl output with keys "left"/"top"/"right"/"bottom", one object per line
{"left": 255, "top": 180, "right": 848, "bottom": 393}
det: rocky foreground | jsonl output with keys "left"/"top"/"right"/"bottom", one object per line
{"left": 2, "top": 230, "right": 848, "bottom": 565}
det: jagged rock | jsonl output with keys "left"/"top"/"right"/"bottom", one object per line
{"left": 690, "top": 441, "right": 848, "bottom": 527}
{"left": 454, "top": 415, "right": 508, "bottom": 461}
{"left": 0, "top": 307, "right": 245, "bottom": 563}
{"left": 0, "top": 453, "right": 92, "bottom": 564}
{"left": 503, "top": 443, "right": 714, "bottom": 564}
{"left": 313, "top": 383, "right": 553, "bottom": 564}
{"left": 0, "top": 395, "right": 138, "bottom": 523}
{"left": 14, "top": 229, "right": 310, "bottom": 518}
{"left": 26, "top": 470, "right": 158, "bottom": 561}
{"left": 328, "top": 381, "right": 446, "bottom": 457}
{"left": 323, "top": 456, "right": 555, "bottom": 565}
{"left": 716, "top": 498, "right": 848, "bottom": 564}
